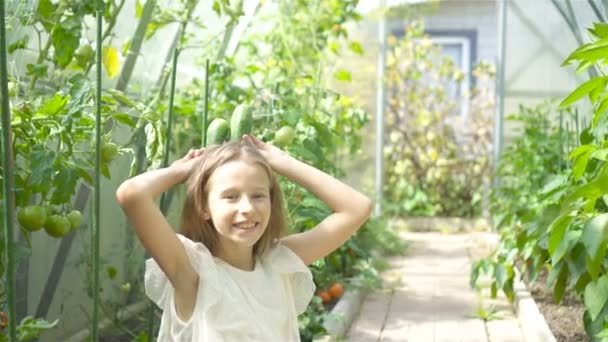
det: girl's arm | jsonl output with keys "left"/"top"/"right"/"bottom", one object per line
{"left": 244, "top": 135, "right": 373, "bottom": 265}
{"left": 115, "top": 149, "right": 204, "bottom": 319}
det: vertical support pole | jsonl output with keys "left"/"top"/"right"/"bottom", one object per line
{"left": 92, "top": 2, "right": 104, "bottom": 340}
{"left": 374, "top": 0, "right": 387, "bottom": 217}
{"left": 202, "top": 59, "right": 209, "bottom": 147}
{"left": 493, "top": 0, "right": 507, "bottom": 175}
{"left": 0, "top": 0, "right": 17, "bottom": 339}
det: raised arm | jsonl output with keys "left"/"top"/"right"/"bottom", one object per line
{"left": 244, "top": 135, "right": 373, "bottom": 265}
{"left": 115, "top": 149, "right": 203, "bottom": 319}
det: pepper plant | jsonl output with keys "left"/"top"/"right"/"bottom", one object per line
{"left": 472, "top": 22, "right": 608, "bottom": 340}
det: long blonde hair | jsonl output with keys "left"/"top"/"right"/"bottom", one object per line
{"left": 180, "top": 141, "right": 286, "bottom": 257}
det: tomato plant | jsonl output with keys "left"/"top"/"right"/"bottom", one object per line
{"left": 1, "top": 0, "right": 405, "bottom": 340}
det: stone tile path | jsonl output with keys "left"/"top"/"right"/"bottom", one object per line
{"left": 347, "top": 232, "right": 524, "bottom": 342}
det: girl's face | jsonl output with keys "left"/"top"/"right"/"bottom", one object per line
{"left": 205, "top": 159, "right": 272, "bottom": 251}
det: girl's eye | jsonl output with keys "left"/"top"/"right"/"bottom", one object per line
{"left": 224, "top": 194, "right": 238, "bottom": 200}
{"left": 253, "top": 193, "right": 267, "bottom": 199}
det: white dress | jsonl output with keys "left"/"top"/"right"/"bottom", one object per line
{"left": 144, "top": 234, "right": 316, "bottom": 341}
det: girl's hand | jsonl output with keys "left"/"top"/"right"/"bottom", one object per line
{"left": 242, "top": 134, "right": 291, "bottom": 173}
{"left": 170, "top": 148, "right": 205, "bottom": 182}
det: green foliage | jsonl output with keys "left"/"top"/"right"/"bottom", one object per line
{"left": 383, "top": 21, "right": 493, "bottom": 218}
{"left": 472, "top": 21, "right": 608, "bottom": 340}
{"left": 1, "top": 0, "right": 407, "bottom": 340}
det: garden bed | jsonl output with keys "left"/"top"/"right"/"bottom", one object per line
{"left": 527, "top": 273, "right": 589, "bottom": 342}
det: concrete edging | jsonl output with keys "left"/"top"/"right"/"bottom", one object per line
{"left": 513, "top": 276, "right": 557, "bottom": 342}
{"left": 314, "top": 287, "right": 368, "bottom": 341}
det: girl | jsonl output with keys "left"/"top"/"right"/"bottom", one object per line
{"left": 116, "top": 134, "right": 372, "bottom": 341}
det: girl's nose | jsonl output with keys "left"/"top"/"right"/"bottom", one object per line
{"left": 238, "top": 196, "right": 254, "bottom": 213}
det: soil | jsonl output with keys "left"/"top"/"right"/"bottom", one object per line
{"left": 527, "top": 274, "right": 589, "bottom": 342}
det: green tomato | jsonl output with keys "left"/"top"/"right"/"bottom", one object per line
{"left": 66, "top": 210, "right": 83, "bottom": 230}
{"left": 17, "top": 205, "right": 47, "bottom": 232}
{"left": 101, "top": 142, "right": 119, "bottom": 163}
{"left": 44, "top": 215, "right": 71, "bottom": 238}
{"left": 121, "top": 282, "right": 131, "bottom": 293}
{"left": 273, "top": 125, "right": 296, "bottom": 146}
{"left": 74, "top": 45, "right": 94, "bottom": 67}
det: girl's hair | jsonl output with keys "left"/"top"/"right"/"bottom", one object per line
{"left": 180, "top": 140, "right": 286, "bottom": 257}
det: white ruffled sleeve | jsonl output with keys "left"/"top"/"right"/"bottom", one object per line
{"left": 144, "top": 234, "right": 222, "bottom": 315}
{"left": 267, "top": 243, "right": 316, "bottom": 315}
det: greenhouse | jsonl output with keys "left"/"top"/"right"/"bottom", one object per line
{"left": 0, "top": 0, "right": 606, "bottom": 341}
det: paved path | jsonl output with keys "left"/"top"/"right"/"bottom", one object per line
{"left": 347, "top": 232, "right": 525, "bottom": 342}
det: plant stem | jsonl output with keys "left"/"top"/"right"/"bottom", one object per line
{"left": 27, "top": 36, "right": 52, "bottom": 91}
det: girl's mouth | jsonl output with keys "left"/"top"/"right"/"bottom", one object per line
{"left": 233, "top": 222, "right": 259, "bottom": 231}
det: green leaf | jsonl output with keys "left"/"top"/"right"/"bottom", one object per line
{"left": 328, "top": 41, "right": 340, "bottom": 54}
{"left": 551, "top": 227, "right": 580, "bottom": 265}
{"left": 495, "top": 263, "right": 507, "bottom": 288}
{"left": 591, "top": 23, "right": 608, "bottom": 38}
{"left": 105, "top": 89, "right": 136, "bottom": 107}
{"left": 547, "top": 262, "right": 563, "bottom": 287}
{"left": 8, "top": 36, "right": 29, "bottom": 53}
{"left": 101, "top": 163, "right": 111, "bottom": 179}
{"left": 309, "top": 121, "right": 333, "bottom": 147}
{"left": 591, "top": 148, "right": 608, "bottom": 161}
{"left": 212, "top": 1, "right": 221, "bottom": 15}
{"left": 582, "top": 213, "right": 608, "bottom": 259}
{"left": 540, "top": 176, "right": 567, "bottom": 196}
{"left": 572, "top": 147, "right": 596, "bottom": 181}
{"left": 29, "top": 145, "right": 57, "bottom": 191}
{"left": 51, "top": 167, "right": 79, "bottom": 204}
{"left": 122, "top": 38, "right": 132, "bottom": 56}
{"left": 76, "top": 167, "right": 94, "bottom": 185}
{"left": 51, "top": 19, "right": 81, "bottom": 68}
{"left": 554, "top": 266, "right": 568, "bottom": 304}
{"left": 17, "top": 316, "right": 58, "bottom": 341}
{"left": 36, "top": 0, "right": 58, "bottom": 32}
{"left": 144, "top": 122, "right": 158, "bottom": 158}
{"left": 576, "top": 61, "right": 594, "bottom": 75}
{"left": 348, "top": 41, "right": 364, "bottom": 56}
{"left": 560, "top": 76, "right": 608, "bottom": 108}
{"left": 585, "top": 275, "right": 608, "bottom": 321}
{"left": 135, "top": 0, "right": 143, "bottom": 18}
{"left": 283, "top": 110, "right": 300, "bottom": 126}
{"left": 291, "top": 143, "right": 320, "bottom": 164}
{"left": 39, "top": 94, "right": 69, "bottom": 116}
{"left": 113, "top": 113, "right": 136, "bottom": 127}
{"left": 562, "top": 182, "right": 602, "bottom": 210}
{"left": 26, "top": 63, "right": 48, "bottom": 78}
{"left": 567, "top": 243, "right": 589, "bottom": 286}
{"left": 549, "top": 215, "right": 571, "bottom": 254}
{"left": 334, "top": 69, "right": 352, "bottom": 82}
{"left": 575, "top": 44, "right": 608, "bottom": 63}
{"left": 563, "top": 37, "right": 608, "bottom": 66}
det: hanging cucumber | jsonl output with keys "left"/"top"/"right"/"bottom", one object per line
{"left": 206, "top": 118, "right": 231, "bottom": 145}
{"left": 230, "top": 104, "right": 253, "bottom": 141}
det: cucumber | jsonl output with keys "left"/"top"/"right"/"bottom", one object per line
{"left": 230, "top": 104, "right": 253, "bottom": 141}
{"left": 206, "top": 118, "right": 230, "bottom": 145}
